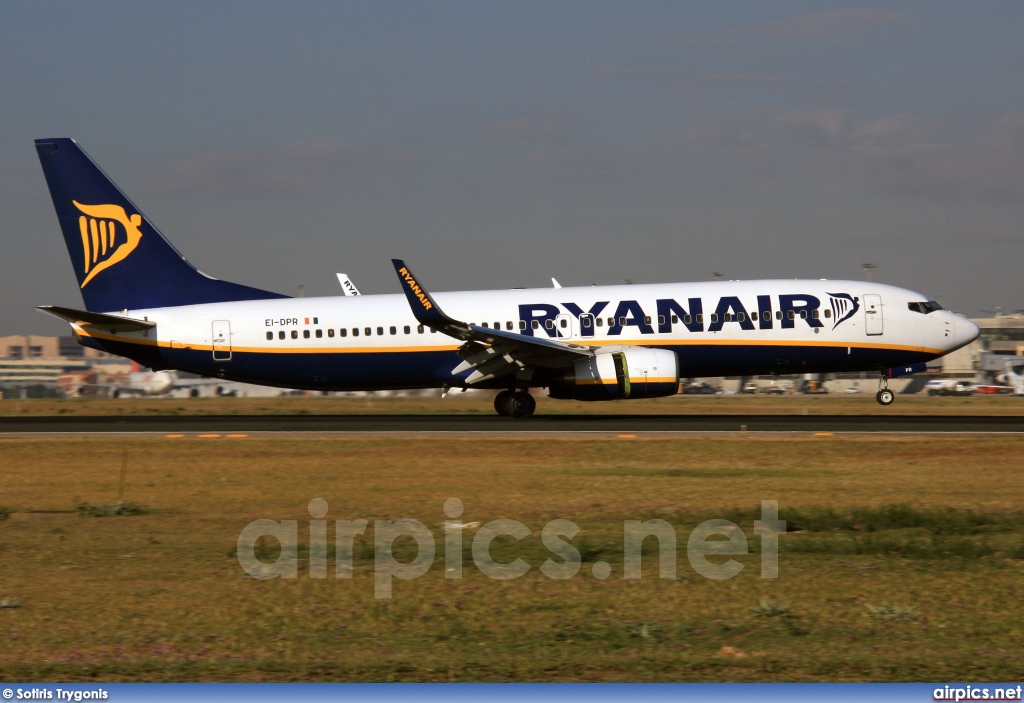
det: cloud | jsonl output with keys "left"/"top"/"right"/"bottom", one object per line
{"left": 674, "top": 8, "right": 910, "bottom": 47}
{"left": 664, "top": 109, "right": 1024, "bottom": 205}
{"left": 145, "top": 139, "right": 420, "bottom": 199}
{"left": 471, "top": 118, "right": 568, "bottom": 142}
{"left": 773, "top": 108, "right": 850, "bottom": 144}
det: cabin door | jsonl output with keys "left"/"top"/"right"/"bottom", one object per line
{"left": 212, "top": 320, "right": 232, "bottom": 361}
{"left": 863, "top": 295, "right": 883, "bottom": 336}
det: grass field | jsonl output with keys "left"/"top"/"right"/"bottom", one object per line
{"left": 2, "top": 392, "right": 1024, "bottom": 417}
{"left": 1, "top": 432, "right": 1023, "bottom": 682}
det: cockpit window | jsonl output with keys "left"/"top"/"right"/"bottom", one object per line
{"left": 908, "top": 301, "right": 943, "bottom": 314}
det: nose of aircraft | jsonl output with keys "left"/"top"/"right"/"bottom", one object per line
{"left": 954, "top": 315, "right": 980, "bottom": 349}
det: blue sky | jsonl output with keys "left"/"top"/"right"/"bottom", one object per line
{"left": 2, "top": 2, "right": 1023, "bottom": 334}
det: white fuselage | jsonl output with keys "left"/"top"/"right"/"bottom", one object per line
{"left": 73, "top": 279, "right": 979, "bottom": 393}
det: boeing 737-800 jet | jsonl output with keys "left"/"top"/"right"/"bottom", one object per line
{"left": 34, "top": 138, "right": 979, "bottom": 417}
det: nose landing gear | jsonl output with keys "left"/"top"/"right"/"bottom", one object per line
{"left": 494, "top": 389, "right": 536, "bottom": 418}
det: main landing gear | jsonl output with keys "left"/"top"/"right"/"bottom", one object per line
{"left": 876, "top": 373, "right": 895, "bottom": 406}
{"left": 494, "top": 389, "right": 537, "bottom": 418}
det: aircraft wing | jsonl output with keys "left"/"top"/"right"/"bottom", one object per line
{"left": 391, "top": 259, "right": 592, "bottom": 384}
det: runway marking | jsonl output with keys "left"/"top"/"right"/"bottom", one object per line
{"left": 814, "top": 432, "right": 835, "bottom": 437}
{"left": 226, "top": 434, "right": 249, "bottom": 438}
{"left": 617, "top": 434, "right": 637, "bottom": 439}
{"left": 165, "top": 434, "right": 185, "bottom": 438}
{"left": 198, "top": 434, "right": 222, "bottom": 438}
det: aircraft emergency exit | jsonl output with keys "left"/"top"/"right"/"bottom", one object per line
{"left": 34, "top": 138, "right": 980, "bottom": 417}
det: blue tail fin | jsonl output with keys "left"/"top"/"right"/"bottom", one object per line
{"left": 35, "top": 138, "right": 288, "bottom": 312}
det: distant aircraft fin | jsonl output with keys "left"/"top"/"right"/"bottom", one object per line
{"left": 336, "top": 273, "right": 361, "bottom": 296}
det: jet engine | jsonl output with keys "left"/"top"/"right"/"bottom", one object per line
{"left": 549, "top": 347, "right": 679, "bottom": 401}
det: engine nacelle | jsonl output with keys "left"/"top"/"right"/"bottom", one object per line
{"left": 549, "top": 347, "right": 679, "bottom": 401}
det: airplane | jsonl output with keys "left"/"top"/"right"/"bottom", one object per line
{"left": 33, "top": 138, "right": 981, "bottom": 417}
{"left": 995, "top": 359, "right": 1024, "bottom": 395}
{"left": 336, "top": 274, "right": 361, "bottom": 296}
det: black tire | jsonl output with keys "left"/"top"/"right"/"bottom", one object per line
{"left": 494, "top": 390, "right": 513, "bottom": 417}
{"left": 508, "top": 391, "right": 536, "bottom": 418}
{"left": 876, "top": 389, "right": 894, "bottom": 406}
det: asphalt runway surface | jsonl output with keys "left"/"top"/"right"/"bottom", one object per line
{"left": 1, "top": 414, "right": 1022, "bottom": 433}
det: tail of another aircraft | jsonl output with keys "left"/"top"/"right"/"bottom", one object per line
{"left": 35, "top": 138, "right": 288, "bottom": 312}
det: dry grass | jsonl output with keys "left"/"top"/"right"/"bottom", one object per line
{"left": 1, "top": 434, "right": 1023, "bottom": 681}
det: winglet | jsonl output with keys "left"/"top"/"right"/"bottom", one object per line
{"left": 391, "top": 259, "right": 455, "bottom": 328}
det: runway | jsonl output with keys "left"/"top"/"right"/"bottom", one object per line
{"left": 1, "top": 414, "right": 1023, "bottom": 433}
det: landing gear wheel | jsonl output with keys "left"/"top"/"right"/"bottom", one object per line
{"left": 876, "top": 389, "right": 894, "bottom": 406}
{"left": 494, "top": 390, "right": 513, "bottom": 417}
{"left": 506, "top": 391, "right": 536, "bottom": 418}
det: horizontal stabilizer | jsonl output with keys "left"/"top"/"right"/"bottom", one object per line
{"left": 38, "top": 305, "right": 156, "bottom": 332}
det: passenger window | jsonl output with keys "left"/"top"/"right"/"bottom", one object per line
{"left": 532, "top": 320, "right": 539, "bottom": 330}
{"left": 582, "top": 317, "right": 592, "bottom": 328}
{"left": 683, "top": 315, "right": 691, "bottom": 324}
{"left": 328, "top": 328, "right": 334, "bottom": 338}
{"left": 800, "top": 311, "right": 807, "bottom": 319}
{"left": 824, "top": 310, "right": 832, "bottom": 319}
{"left": 315, "top": 329, "right": 323, "bottom": 338}
{"left": 278, "top": 331, "right": 285, "bottom": 340}
{"left": 608, "top": 317, "right": 615, "bottom": 326}
{"left": 303, "top": 330, "right": 310, "bottom": 339}
{"left": 644, "top": 316, "right": 652, "bottom": 325}
{"left": 696, "top": 314, "right": 703, "bottom": 323}
{"left": 519, "top": 321, "right": 527, "bottom": 330}
{"left": 618, "top": 317, "right": 626, "bottom": 326}
{"left": 787, "top": 311, "right": 795, "bottom": 320}
{"left": 545, "top": 319, "right": 555, "bottom": 329}
{"left": 671, "top": 315, "right": 679, "bottom": 324}
{"left": 417, "top": 325, "right": 424, "bottom": 334}
{"left": 560, "top": 319, "right": 567, "bottom": 328}
{"left": 710, "top": 314, "right": 719, "bottom": 323}
{"left": 291, "top": 330, "right": 298, "bottom": 339}
{"left": 340, "top": 329, "right": 347, "bottom": 337}
{"left": 404, "top": 325, "right": 410, "bottom": 334}
{"left": 481, "top": 322, "right": 488, "bottom": 328}
{"left": 738, "top": 312, "right": 746, "bottom": 322}
{"left": 506, "top": 322, "right": 513, "bottom": 330}
{"left": 266, "top": 331, "right": 273, "bottom": 341}
{"left": 353, "top": 328, "right": 360, "bottom": 337}
{"left": 596, "top": 318, "right": 603, "bottom": 327}
{"left": 811, "top": 310, "right": 819, "bottom": 319}
{"left": 724, "top": 313, "right": 732, "bottom": 322}
{"left": 777, "top": 311, "right": 784, "bottom": 320}
{"left": 494, "top": 322, "right": 500, "bottom": 329}
{"left": 763, "top": 311, "right": 770, "bottom": 321}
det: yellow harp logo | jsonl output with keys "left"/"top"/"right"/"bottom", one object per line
{"left": 73, "top": 201, "right": 144, "bottom": 288}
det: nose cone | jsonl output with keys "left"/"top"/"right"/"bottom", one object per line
{"left": 954, "top": 315, "right": 980, "bottom": 350}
